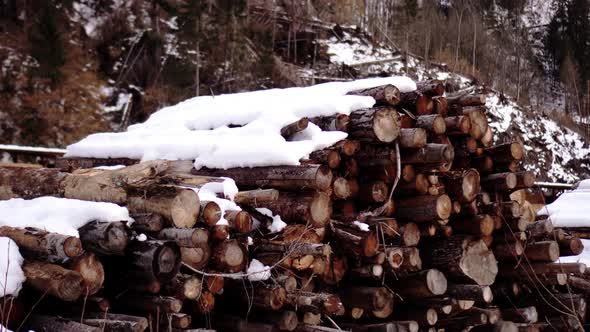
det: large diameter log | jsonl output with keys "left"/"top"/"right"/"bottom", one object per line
{"left": 78, "top": 221, "right": 128, "bottom": 256}
{"left": 308, "top": 113, "right": 351, "bottom": 132}
{"left": 446, "top": 284, "right": 493, "bottom": 303}
{"left": 481, "top": 173, "right": 517, "bottom": 192}
{"left": 193, "top": 165, "right": 333, "bottom": 191}
{"left": 393, "top": 269, "right": 447, "bottom": 299}
{"left": 485, "top": 142, "right": 524, "bottom": 163}
{"left": 0, "top": 226, "right": 83, "bottom": 261}
{"left": 395, "top": 195, "right": 452, "bottom": 222}
{"left": 128, "top": 187, "right": 200, "bottom": 228}
{"left": 349, "top": 106, "right": 401, "bottom": 143}
{"left": 399, "top": 90, "right": 433, "bottom": 115}
{"left": 23, "top": 261, "right": 84, "bottom": 301}
{"left": 330, "top": 221, "right": 378, "bottom": 257}
{"left": 524, "top": 241, "right": 559, "bottom": 262}
{"left": 421, "top": 236, "right": 498, "bottom": 285}
{"left": 401, "top": 144, "right": 454, "bottom": 164}
{"left": 415, "top": 114, "right": 446, "bottom": 134}
{"left": 399, "top": 128, "right": 427, "bottom": 148}
{"left": 263, "top": 191, "right": 332, "bottom": 227}
{"left": 234, "top": 189, "right": 279, "bottom": 206}
{"left": 347, "top": 84, "right": 401, "bottom": 106}
{"left": 559, "top": 237, "right": 584, "bottom": 256}
{"left": 212, "top": 239, "right": 247, "bottom": 273}
{"left": 445, "top": 116, "right": 471, "bottom": 135}
{"left": 126, "top": 240, "right": 181, "bottom": 281}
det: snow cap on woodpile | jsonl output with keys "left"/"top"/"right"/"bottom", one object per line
{"left": 65, "top": 77, "right": 416, "bottom": 169}
{"left": 538, "top": 179, "right": 590, "bottom": 228}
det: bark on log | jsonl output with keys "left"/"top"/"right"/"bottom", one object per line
{"left": 128, "top": 187, "right": 200, "bottom": 228}
{"left": 447, "top": 94, "right": 486, "bottom": 107}
{"left": 308, "top": 113, "right": 351, "bottom": 132}
{"left": 67, "top": 253, "right": 104, "bottom": 295}
{"left": 501, "top": 307, "right": 538, "bottom": 324}
{"left": 524, "top": 241, "right": 559, "bottom": 262}
{"left": 78, "top": 221, "right": 129, "bottom": 256}
{"left": 198, "top": 201, "right": 223, "bottom": 226}
{"left": 263, "top": 191, "right": 332, "bottom": 227}
{"left": 514, "top": 171, "right": 536, "bottom": 189}
{"left": 559, "top": 237, "right": 584, "bottom": 256}
{"left": 338, "top": 286, "right": 394, "bottom": 318}
{"left": 347, "top": 84, "right": 401, "bottom": 106}
{"left": 24, "top": 315, "right": 101, "bottom": 332}
{"left": 392, "top": 269, "right": 447, "bottom": 299}
{"left": 485, "top": 142, "right": 524, "bottom": 163}
{"left": 0, "top": 226, "right": 83, "bottom": 261}
{"left": 446, "top": 284, "right": 494, "bottom": 303}
{"left": 416, "top": 80, "right": 445, "bottom": 97}
{"left": 193, "top": 165, "right": 333, "bottom": 192}
{"left": 462, "top": 108, "right": 488, "bottom": 139}
{"left": 349, "top": 106, "right": 401, "bottom": 143}
{"left": 305, "top": 148, "right": 341, "bottom": 169}
{"left": 126, "top": 240, "right": 181, "bottom": 281}
{"left": 330, "top": 221, "right": 379, "bottom": 257}
{"left": 481, "top": 173, "right": 517, "bottom": 192}
{"left": 130, "top": 213, "right": 165, "bottom": 233}
{"left": 445, "top": 116, "right": 472, "bottom": 135}
{"left": 357, "top": 181, "right": 389, "bottom": 204}
{"left": 415, "top": 114, "right": 446, "bottom": 134}
{"left": 420, "top": 236, "right": 498, "bottom": 285}
{"left": 440, "top": 169, "right": 480, "bottom": 203}
{"left": 158, "top": 227, "right": 209, "bottom": 247}
{"left": 114, "top": 294, "right": 183, "bottom": 313}
{"left": 212, "top": 239, "right": 248, "bottom": 273}
{"left": 281, "top": 118, "right": 309, "bottom": 139}
{"left": 399, "top": 128, "right": 428, "bottom": 148}
{"left": 399, "top": 91, "right": 433, "bottom": 115}
{"left": 234, "top": 189, "right": 279, "bottom": 206}
{"left": 395, "top": 195, "right": 452, "bottom": 222}
{"left": 401, "top": 144, "right": 454, "bottom": 164}
{"left": 23, "top": 261, "right": 84, "bottom": 301}
{"left": 451, "top": 214, "right": 495, "bottom": 236}
{"left": 76, "top": 313, "right": 148, "bottom": 332}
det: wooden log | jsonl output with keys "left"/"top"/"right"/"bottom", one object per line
{"left": 130, "top": 213, "right": 165, "bottom": 233}
{"left": 446, "top": 284, "right": 494, "bottom": 303}
{"left": 193, "top": 165, "right": 333, "bottom": 192}
{"left": 358, "top": 180, "right": 388, "bottom": 204}
{"left": 470, "top": 321, "right": 519, "bottom": 332}
{"left": 23, "top": 261, "right": 84, "bottom": 301}
{"left": 339, "top": 286, "right": 394, "bottom": 318}
{"left": 194, "top": 290, "right": 216, "bottom": 314}
{"left": 348, "top": 106, "right": 401, "bottom": 143}
{"left": 451, "top": 214, "right": 495, "bottom": 236}
{"left": 440, "top": 169, "right": 480, "bottom": 203}
{"left": 166, "top": 313, "right": 192, "bottom": 329}
{"left": 333, "top": 177, "right": 357, "bottom": 199}
{"left": 524, "top": 241, "right": 559, "bottom": 262}
{"left": 462, "top": 108, "right": 488, "bottom": 139}
{"left": 397, "top": 246, "right": 422, "bottom": 272}
{"left": 158, "top": 227, "right": 209, "bottom": 247}
{"left": 445, "top": 116, "right": 471, "bottom": 135}
{"left": 79, "top": 223, "right": 128, "bottom": 258}
{"left": 128, "top": 187, "right": 201, "bottom": 228}
{"left": 333, "top": 140, "right": 361, "bottom": 157}
{"left": 224, "top": 210, "right": 253, "bottom": 233}
{"left": 395, "top": 195, "right": 452, "bottom": 222}
{"left": 399, "top": 90, "right": 433, "bottom": 115}
{"left": 161, "top": 274, "right": 202, "bottom": 300}
{"left": 330, "top": 221, "right": 379, "bottom": 257}
{"left": 415, "top": 114, "right": 446, "bottom": 134}
{"left": 447, "top": 94, "right": 486, "bottom": 107}
{"left": 212, "top": 239, "right": 247, "bottom": 273}
{"left": 501, "top": 307, "right": 538, "bottom": 324}
{"left": 558, "top": 237, "right": 584, "bottom": 256}
{"left": 114, "top": 294, "right": 182, "bottom": 313}
{"left": 392, "top": 269, "right": 448, "bottom": 299}
{"left": 259, "top": 191, "right": 332, "bottom": 227}
{"left": 287, "top": 292, "right": 345, "bottom": 316}
{"left": 401, "top": 144, "right": 454, "bottom": 164}
{"left": 347, "top": 84, "right": 401, "bottom": 106}
{"left": 234, "top": 189, "right": 279, "bottom": 206}
{"left": 308, "top": 113, "right": 351, "bottom": 132}
{"left": 0, "top": 226, "right": 83, "bottom": 261}
{"left": 67, "top": 253, "right": 104, "bottom": 295}
{"left": 399, "top": 128, "right": 428, "bottom": 148}
{"left": 514, "top": 171, "right": 536, "bottom": 189}
{"left": 392, "top": 307, "right": 438, "bottom": 326}
{"left": 493, "top": 240, "right": 524, "bottom": 261}
{"left": 76, "top": 313, "right": 148, "bottom": 332}
{"left": 421, "top": 236, "right": 498, "bottom": 285}
{"left": 481, "top": 173, "right": 517, "bottom": 192}
{"left": 416, "top": 80, "right": 445, "bottom": 97}
{"left": 212, "top": 314, "right": 278, "bottom": 332}
{"left": 23, "top": 315, "right": 100, "bottom": 332}
{"left": 437, "top": 312, "right": 488, "bottom": 330}
{"left": 127, "top": 240, "right": 181, "bottom": 281}
{"left": 281, "top": 118, "right": 309, "bottom": 139}
{"left": 305, "top": 148, "right": 341, "bottom": 169}
{"left": 485, "top": 142, "right": 524, "bottom": 163}
{"left": 364, "top": 217, "right": 399, "bottom": 238}
{"left": 340, "top": 321, "right": 419, "bottom": 332}
{"left": 356, "top": 158, "right": 396, "bottom": 184}
{"left": 395, "top": 173, "right": 430, "bottom": 196}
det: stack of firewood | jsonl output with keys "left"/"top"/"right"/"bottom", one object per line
{"left": 0, "top": 81, "right": 587, "bottom": 332}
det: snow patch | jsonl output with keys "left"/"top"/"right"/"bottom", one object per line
{"left": 247, "top": 259, "right": 271, "bottom": 281}
{"left": 0, "top": 237, "right": 25, "bottom": 297}
{"left": 0, "top": 197, "right": 132, "bottom": 237}
{"left": 353, "top": 221, "right": 370, "bottom": 232}
{"left": 538, "top": 182, "right": 590, "bottom": 228}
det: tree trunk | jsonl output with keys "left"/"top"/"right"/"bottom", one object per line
{"left": 126, "top": 240, "right": 181, "bottom": 281}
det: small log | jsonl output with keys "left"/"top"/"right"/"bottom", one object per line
{"left": 308, "top": 113, "right": 351, "bottom": 132}
{"left": 461, "top": 108, "right": 488, "bottom": 139}
{"left": 114, "top": 294, "right": 182, "bottom": 313}
{"left": 397, "top": 246, "right": 422, "bottom": 272}
{"left": 451, "top": 214, "right": 495, "bottom": 236}
{"left": 433, "top": 96, "right": 448, "bottom": 115}
{"left": 128, "top": 187, "right": 200, "bottom": 228}
{"left": 526, "top": 219, "right": 554, "bottom": 238}
{"left": 193, "top": 165, "right": 333, "bottom": 192}
{"left": 416, "top": 80, "right": 445, "bottom": 97}
{"left": 333, "top": 140, "right": 361, "bottom": 157}
{"left": 493, "top": 240, "right": 524, "bottom": 261}
{"left": 349, "top": 106, "right": 401, "bottom": 143}
{"left": 358, "top": 180, "right": 389, "bottom": 204}
{"left": 161, "top": 274, "right": 202, "bottom": 300}
{"left": 78, "top": 221, "right": 128, "bottom": 256}
{"left": 559, "top": 237, "right": 584, "bottom": 256}
{"left": 347, "top": 84, "right": 401, "bottom": 106}
{"left": 212, "top": 239, "right": 247, "bottom": 273}
{"left": 470, "top": 321, "right": 519, "bottom": 332}
{"left": 339, "top": 286, "right": 394, "bottom": 318}
{"left": 23, "top": 261, "right": 84, "bottom": 301}
{"left": 198, "top": 201, "right": 223, "bottom": 226}
{"left": 330, "top": 221, "right": 378, "bottom": 257}
{"left": 501, "top": 307, "right": 538, "bottom": 324}
{"left": 395, "top": 173, "right": 429, "bottom": 196}
{"left": 399, "top": 90, "right": 433, "bottom": 115}
{"left": 395, "top": 195, "right": 452, "bottom": 222}
{"left": 446, "top": 284, "right": 493, "bottom": 303}
{"left": 130, "top": 213, "right": 165, "bottom": 233}
{"left": 0, "top": 226, "right": 83, "bottom": 261}
{"left": 234, "top": 189, "right": 279, "bottom": 206}
{"left": 447, "top": 93, "right": 486, "bottom": 107}
{"left": 445, "top": 116, "right": 472, "bottom": 135}
{"left": 224, "top": 210, "right": 253, "bottom": 233}
{"left": 421, "top": 236, "right": 498, "bottom": 285}
{"left": 340, "top": 321, "right": 419, "bottom": 332}
{"left": 398, "top": 222, "right": 421, "bottom": 246}
{"left": 401, "top": 144, "right": 454, "bottom": 164}
{"left": 392, "top": 307, "right": 438, "bottom": 326}
{"left": 485, "top": 142, "right": 524, "bottom": 162}
{"left": 440, "top": 169, "right": 480, "bottom": 203}
{"left": 261, "top": 191, "right": 332, "bottom": 227}
{"left": 281, "top": 118, "right": 309, "bottom": 139}
{"left": 393, "top": 269, "right": 448, "bottom": 299}
{"left": 481, "top": 172, "right": 517, "bottom": 192}
{"left": 78, "top": 313, "right": 148, "bottom": 332}
{"left": 514, "top": 171, "right": 536, "bottom": 189}
{"left": 333, "top": 177, "right": 357, "bottom": 199}
{"left": 158, "top": 227, "right": 209, "bottom": 247}
{"left": 524, "top": 241, "right": 559, "bottom": 262}
{"left": 399, "top": 128, "right": 428, "bottom": 148}
{"left": 415, "top": 114, "right": 446, "bottom": 134}
{"left": 306, "top": 148, "right": 341, "bottom": 169}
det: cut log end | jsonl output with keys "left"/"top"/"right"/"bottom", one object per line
{"left": 436, "top": 195, "right": 453, "bottom": 220}
{"left": 171, "top": 189, "right": 200, "bottom": 228}
{"left": 426, "top": 269, "right": 448, "bottom": 295}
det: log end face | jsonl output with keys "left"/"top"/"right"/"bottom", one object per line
{"left": 426, "top": 269, "right": 448, "bottom": 295}
{"left": 460, "top": 239, "right": 498, "bottom": 286}
{"left": 436, "top": 195, "right": 452, "bottom": 220}
{"left": 511, "top": 142, "right": 524, "bottom": 160}
{"left": 310, "top": 192, "right": 333, "bottom": 227}
{"left": 462, "top": 169, "right": 481, "bottom": 202}
{"left": 171, "top": 189, "right": 200, "bottom": 228}
{"left": 373, "top": 107, "right": 400, "bottom": 143}
{"left": 64, "top": 237, "right": 84, "bottom": 258}
{"left": 155, "top": 242, "right": 181, "bottom": 280}
{"left": 316, "top": 165, "right": 334, "bottom": 191}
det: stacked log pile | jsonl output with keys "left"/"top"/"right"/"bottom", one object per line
{"left": 0, "top": 81, "right": 588, "bottom": 332}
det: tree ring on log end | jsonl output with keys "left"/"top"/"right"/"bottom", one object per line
{"left": 310, "top": 192, "right": 332, "bottom": 227}
{"left": 436, "top": 195, "right": 452, "bottom": 220}
{"left": 373, "top": 108, "right": 400, "bottom": 143}
{"left": 459, "top": 239, "right": 498, "bottom": 286}
{"left": 155, "top": 242, "right": 181, "bottom": 280}
{"left": 426, "top": 269, "right": 447, "bottom": 295}
{"left": 171, "top": 190, "right": 200, "bottom": 228}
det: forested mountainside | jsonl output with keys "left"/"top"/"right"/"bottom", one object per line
{"left": 0, "top": 0, "right": 588, "bottom": 181}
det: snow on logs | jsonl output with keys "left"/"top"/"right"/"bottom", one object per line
{"left": 0, "top": 80, "right": 586, "bottom": 332}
